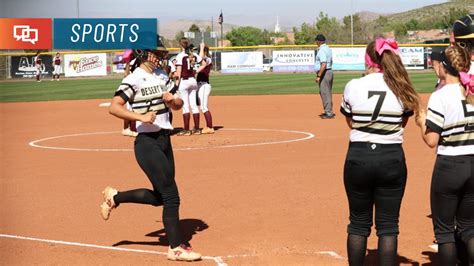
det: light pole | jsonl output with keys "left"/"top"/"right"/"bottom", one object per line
{"left": 350, "top": 0, "right": 354, "bottom": 46}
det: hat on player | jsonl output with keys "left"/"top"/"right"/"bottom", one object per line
{"left": 453, "top": 14, "right": 474, "bottom": 39}
{"left": 315, "top": 34, "right": 326, "bottom": 42}
{"left": 453, "top": 14, "right": 474, "bottom": 52}
{"left": 133, "top": 32, "right": 168, "bottom": 61}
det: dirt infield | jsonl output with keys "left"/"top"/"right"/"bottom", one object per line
{"left": 1, "top": 94, "right": 437, "bottom": 265}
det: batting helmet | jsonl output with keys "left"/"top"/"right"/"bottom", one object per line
{"left": 133, "top": 32, "right": 168, "bottom": 61}
{"left": 453, "top": 14, "right": 474, "bottom": 52}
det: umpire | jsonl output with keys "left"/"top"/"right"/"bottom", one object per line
{"left": 314, "top": 34, "right": 335, "bottom": 119}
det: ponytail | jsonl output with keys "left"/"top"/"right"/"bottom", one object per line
{"left": 366, "top": 38, "right": 420, "bottom": 112}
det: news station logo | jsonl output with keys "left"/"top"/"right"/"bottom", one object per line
{"left": 0, "top": 18, "right": 52, "bottom": 49}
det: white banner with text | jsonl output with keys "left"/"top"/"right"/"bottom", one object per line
{"left": 64, "top": 53, "right": 107, "bottom": 77}
{"left": 221, "top": 52, "right": 263, "bottom": 73}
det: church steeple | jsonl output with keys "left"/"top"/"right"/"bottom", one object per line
{"left": 274, "top": 16, "right": 281, "bottom": 33}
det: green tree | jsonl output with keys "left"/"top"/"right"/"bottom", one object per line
{"left": 315, "top": 12, "right": 343, "bottom": 43}
{"left": 342, "top": 14, "right": 369, "bottom": 44}
{"left": 225, "top": 26, "right": 267, "bottom": 46}
{"left": 189, "top": 24, "right": 201, "bottom": 32}
{"left": 405, "top": 19, "right": 420, "bottom": 31}
{"left": 293, "top": 23, "right": 317, "bottom": 45}
{"left": 392, "top": 22, "right": 408, "bottom": 38}
{"left": 439, "top": 7, "right": 469, "bottom": 29}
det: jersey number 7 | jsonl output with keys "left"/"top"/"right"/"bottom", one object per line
{"left": 368, "top": 91, "right": 386, "bottom": 122}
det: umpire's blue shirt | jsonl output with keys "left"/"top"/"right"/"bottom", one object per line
{"left": 314, "top": 43, "right": 332, "bottom": 72}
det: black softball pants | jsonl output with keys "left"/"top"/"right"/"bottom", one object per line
{"left": 114, "top": 130, "right": 183, "bottom": 248}
{"left": 344, "top": 142, "right": 407, "bottom": 237}
{"left": 431, "top": 155, "right": 474, "bottom": 244}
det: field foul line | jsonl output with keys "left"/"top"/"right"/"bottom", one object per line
{"left": 0, "top": 233, "right": 232, "bottom": 265}
{"left": 0, "top": 233, "right": 344, "bottom": 264}
{"left": 28, "top": 128, "right": 315, "bottom": 152}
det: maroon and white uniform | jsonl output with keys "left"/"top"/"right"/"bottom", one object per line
{"left": 34, "top": 55, "right": 42, "bottom": 75}
{"left": 53, "top": 54, "right": 62, "bottom": 75}
{"left": 197, "top": 57, "right": 213, "bottom": 112}
{"left": 175, "top": 51, "right": 202, "bottom": 114}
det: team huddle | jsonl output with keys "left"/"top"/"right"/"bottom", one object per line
{"left": 96, "top": 14, "right": 474, "bottom": 264}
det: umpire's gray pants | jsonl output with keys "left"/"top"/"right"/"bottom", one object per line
{"left": 318, "top": 70, "right": 334, "bottom": 115}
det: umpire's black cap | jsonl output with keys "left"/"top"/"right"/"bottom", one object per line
{"left": 315, "top": 34, "right": 326, "bottom": 42}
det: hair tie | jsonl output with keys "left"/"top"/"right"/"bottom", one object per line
{"left": 459, "top": 72, "right": 474, "bottom": 97}
{"left": 375, "top": 38, "right": 399, "bottom": 55}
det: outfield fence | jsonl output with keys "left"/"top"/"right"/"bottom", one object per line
{"left": 0, "top": 43, "right": 449, "bottom": 80}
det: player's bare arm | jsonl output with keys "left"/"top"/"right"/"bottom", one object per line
{"left": 196, "top": 59, "right": 208, "bottom": 74}
{"left": 109, "top": 96, "right": 156, "bottom": 123}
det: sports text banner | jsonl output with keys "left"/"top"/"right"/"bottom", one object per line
{"left": 53, "top": 19, "right": 157, "bottom": 50}
{"left": 64, "top": 53, "right": 107, "bottom": 77}
{"left": 221, "top": 52, "right": 263, "bottom": 73}
{"left": 0, "top": 18, "right": 52, "bottom": 49}
{"left": 271, "top": 50, "right": 315, "bottom": 72}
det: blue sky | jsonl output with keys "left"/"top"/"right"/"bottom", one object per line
{"left": 0, "top": 0, "right": 448, "bottom": 28}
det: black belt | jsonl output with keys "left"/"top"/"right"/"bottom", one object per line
{"left": 181, "top": 77, "right": 194, "bottom": 80}
{"left": 349, "top": 142, "right": 401, "bottom": 150}
{"left": 141, "top": 129, "right": 172, "bottom": 137}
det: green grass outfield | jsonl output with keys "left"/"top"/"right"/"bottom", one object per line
{"left": 0, "top": 72, "right": 437, "bottom": 103}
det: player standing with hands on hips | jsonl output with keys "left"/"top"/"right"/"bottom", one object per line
{"left": 100, "top": 33, "right": 201, "bottom": 262}
{"left": 340, "top": 38, "right": 420, "bottom": 266}
{"left": 415, "top": 45, "right": 474, "bottom": 266}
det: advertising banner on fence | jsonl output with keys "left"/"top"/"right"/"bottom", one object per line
{"left": 399, "top": 47, "right": 424, "bottom": 70}
{"left": 10, "top": 55, "right": 53, "bottom": 78}
{"left": 271, "top": 50, "right": 314, "bottom": 72}
{"left": 221, "top": 52, "right": 263, "bottom": 73}
{"left": 331, "top": 47, "right": 365, "bottom": 71}
{"left": 112, "top": 52, "right": 126, "bottom": 73}
{"left": 64, "top": 53, "right": 107, "bottom": 77}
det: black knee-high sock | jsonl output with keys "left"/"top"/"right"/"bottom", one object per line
{"left": 347, "top": 234, "right": 367, "bottom": 266}
{"left": 114, "top": 189, "right": 163, "bottom": 206}
{"left": 204, "top": 111, "right": 213, "bottom": 128}
{"left": 466, "top": 237, "right": 474, "bottom": 265}
{"left": 456, "top": 233, "right": 469, "bottom": 266}
{"left": 439, "top": 242, "right": 457, "bottom": 266}
{"left": 378, "top": 235, "right": 397, "bottom": 266}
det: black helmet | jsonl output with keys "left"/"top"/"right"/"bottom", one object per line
{"left": 453, "top": 14, "right": 474, "bottom": 39}
{"left": 453, "top": 14, "right": 474, "bottom": 52}
{"left": 133, "top": 32, "right": 168, "bottom": 61}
